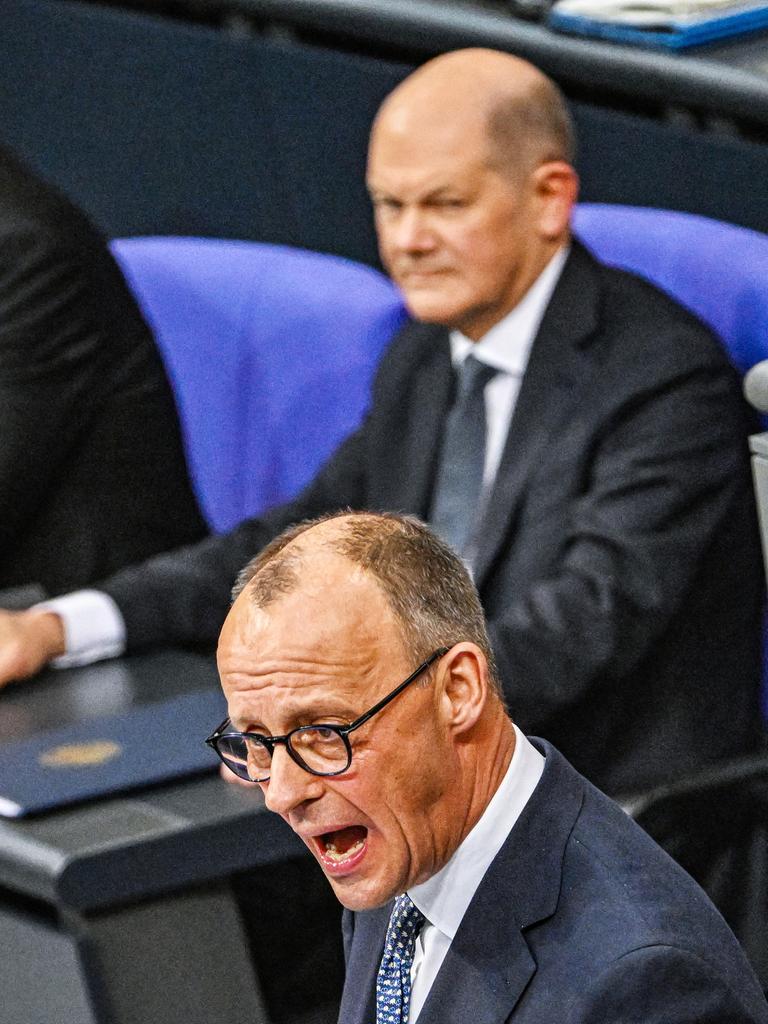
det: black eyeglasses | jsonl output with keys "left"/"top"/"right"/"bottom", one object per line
{"left": 205, "top": 646, "right": 449, "bottom": 783}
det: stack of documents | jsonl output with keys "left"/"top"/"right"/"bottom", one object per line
{"left": 549, "top": 0, "right": 768, "bottom": 47}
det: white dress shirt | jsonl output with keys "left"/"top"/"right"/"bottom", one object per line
{"left": 42, "top": 246, "right": 568, "bottom": 667}
{"left": 407, "top": 725, "right": 545, "bottom": 1022}
{"left": 38, "top": 589, "right": 126, "bottom": 667}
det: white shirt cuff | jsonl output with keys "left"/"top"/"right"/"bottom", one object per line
{"left": 36, "top": 589, "right": 127, "bottom": 668}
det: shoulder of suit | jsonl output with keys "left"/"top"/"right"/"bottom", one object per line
{"left": 374, "top": 317, "right": 450, "bottom": 379}
{"left": 388, "top": 317, "right": 447, "bottom": 351}
{"left": 568, "top": 238, "right": 729, "bottom": 369}
{"left": 571, "top": 238, "right": 709, "bottom": 330}
{"left": 0, "top": 151, "right": 104, "bottom": 250}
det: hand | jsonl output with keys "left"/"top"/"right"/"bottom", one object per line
{"left": 0, "top": 609, "right": 66, "bottom": 688}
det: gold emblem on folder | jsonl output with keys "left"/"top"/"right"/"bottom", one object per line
{"left": 39, "top": 740, "right": 122, "bottom": 768}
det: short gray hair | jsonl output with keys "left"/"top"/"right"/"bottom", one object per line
{"left": 486, "top": 77, "right": 576, "bottom": 176}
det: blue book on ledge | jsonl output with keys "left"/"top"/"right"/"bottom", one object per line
{"left": 0, "top": 688, "right": 225, "bottom": 818}
{"left": 549, "top": 0, "right": 768, "bottom": 48}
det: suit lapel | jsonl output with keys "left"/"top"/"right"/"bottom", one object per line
{"left": 337, "top": 903, "right": 391, "bottom": 1024}
{"left": 417, "top": 741, "right": 585, "bottom": 1024}
{"left": 338, "top": 744, "right": 585, "bottom": 1024}
{"left": 419, "top": 907, "right": 535, "bottom": 1024}
{"left": 473, "top": 245, "right": 602, "bottom": 587}
{"left": 378, "top": 324, "right": 453, "bottom": 517}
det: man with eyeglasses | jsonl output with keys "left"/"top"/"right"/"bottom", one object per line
{"left": 214, "top": 510, "right": 767, "bottom": 1024}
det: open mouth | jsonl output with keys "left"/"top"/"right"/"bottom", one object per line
{"left": 315, "top": 825, "right": 368, "bottom": 868}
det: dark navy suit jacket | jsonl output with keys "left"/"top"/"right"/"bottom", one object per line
{"left": 0, "top": 145, "right": 206, "bottom": 596}
{"left": 339, "top": 741, "right": 768, "bottom": 1024}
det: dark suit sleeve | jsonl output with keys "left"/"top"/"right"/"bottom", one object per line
{"left": 488, "top": 317, "right": 758, "bottom": 724}
{"left": 102, "top": 414, "right": 370, "bottom": 649}
{"left": 567, "top": 945, "right": 768, "bottom": 1023}
{"left": 0, "top": 230, "right": 113, "bottom": 559}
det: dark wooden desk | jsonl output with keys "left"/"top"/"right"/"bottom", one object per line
{"left": 0, "top": 651, "right": 306, "bottom": 1024}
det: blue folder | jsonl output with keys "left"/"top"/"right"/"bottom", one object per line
{"left": 0, "top": 688, "right": 226, "bottom": 818}
{"left": 549, "top": 3, "right": 768, "bottom": 48}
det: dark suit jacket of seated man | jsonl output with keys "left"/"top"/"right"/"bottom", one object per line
{"left": 0, "top": 50, "right": 763, "bottom": 797}
{"left": 213, "top": 511, "right": 768, "bottom": 1024}
{"left": 0, "top": 143, "right": 206, "bottom": 599}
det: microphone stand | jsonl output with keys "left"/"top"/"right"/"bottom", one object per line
{"left": 745, "top": 359, "right": 768, "bottom": 581}
{"left": 750, "top": 430, "right": 768, "bottom": 582}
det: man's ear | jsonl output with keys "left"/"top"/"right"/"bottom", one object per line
{"left": 438, "top": 643, "right": 488, "bottom": 736}
{"left": 532, "top": 160, "right": 578, "bottom": 241}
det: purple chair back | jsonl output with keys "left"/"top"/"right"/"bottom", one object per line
{"left": 574, "top": 204, "right": 768, "bottom": 375}
{"left": 575, "top": 204, "right": 768, "bottom": 719}
{"left": 110, "top": 238, "right": 407, "bottom": 533}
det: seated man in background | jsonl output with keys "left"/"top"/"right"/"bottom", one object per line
{"left": 0, "top": 143, "right": 207, "bottom": 605}
{"left": 0, "top": 50, "right": 762, "bottom": 796}
{"left": 213, "top": 510, "right": 768, "bottom": 1024}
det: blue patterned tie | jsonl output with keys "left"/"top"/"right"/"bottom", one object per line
{"left": 375, "top": 893, "right": 426, "bottom": 1024}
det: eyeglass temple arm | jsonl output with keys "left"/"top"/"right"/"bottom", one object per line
{"left": 206, "top": 715, "right": 232, "bottom": 745}
{"left": 344, "top": 646, "right": 450, "bottom": 736}
{"left": 206, "top": 646, "right": 451, "bottom": 745}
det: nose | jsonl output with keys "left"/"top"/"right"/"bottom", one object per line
{"left": 389, "top": 207, "right": 436, "bottom": 255}
{"left": 262, "top": 744, "right": 323, "bottom": 817}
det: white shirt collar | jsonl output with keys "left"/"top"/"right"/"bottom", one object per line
{"left": 449, "top": 245, "right": 569, "bottom": 376}
{"left": 407, "top": 725, "right": 545, "bottom": 940}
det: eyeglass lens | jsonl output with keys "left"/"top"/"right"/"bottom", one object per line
{"left": 216, "top": 726, "right": 350, "bottom": 781}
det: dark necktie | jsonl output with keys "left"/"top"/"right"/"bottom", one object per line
{"left": 429, "top": 354, "right": 498, "bottom": 556}
{"left": 375, "top": 893, "right": 426, "bottom": 1024}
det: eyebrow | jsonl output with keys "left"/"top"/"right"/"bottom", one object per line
{"left": 234, "top": 699, "right": 361, "bottom": 735}
{"left": 368, "top": 183, "right": 469, "bottom": 205}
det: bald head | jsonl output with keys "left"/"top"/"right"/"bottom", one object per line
{"left": 234, "top": 511, "right": 502, "bottom": 697}
{"left": 366, "top": 49, "right": 577, "bottom": 339}
{"left": 373, "top": 49, "right": 574, "bottom": 182}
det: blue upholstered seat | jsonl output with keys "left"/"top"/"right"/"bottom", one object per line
{"left": 574, "top": 203, "right": 768, "bottom": 376}
{"left": 575, "top": 204, "right": 768, "bottom": 718}
{"left": 110, "top": 238, "right": 407, "bottom": 534}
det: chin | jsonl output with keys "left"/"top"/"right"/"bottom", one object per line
{"left": 402, "top": 295, "right": 467, "bottom": 328}
{"left": 327, "top": 873, "right": 402, "bottom": 913}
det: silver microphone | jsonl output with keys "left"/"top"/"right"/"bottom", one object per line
{"left": 743, "top": 360, "right": 768, "bottom": 414}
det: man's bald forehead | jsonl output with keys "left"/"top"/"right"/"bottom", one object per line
{"left": 380, "top": 49, "right": 547, "bottom": 114}
{"left": 372, "top": 48, "right": 574, "bottom": 172}
{"left": 237, "top": 517, "right": 356, "bottom": 611}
